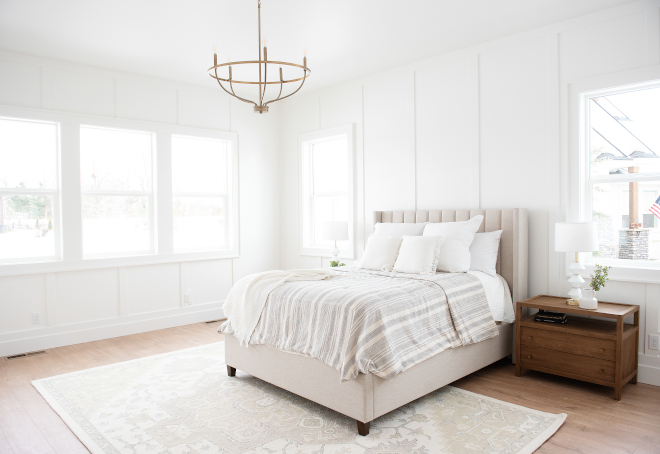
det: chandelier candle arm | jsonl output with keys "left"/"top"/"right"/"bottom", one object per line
{"left": 208, "top": 0, "right": 310, "bottom": 113}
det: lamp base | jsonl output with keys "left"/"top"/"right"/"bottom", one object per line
{"left": 566, "top": 257, "right": 585, "bottom": 305}
{"left": 330, "top": 245, "right": 340, "bottom": 264}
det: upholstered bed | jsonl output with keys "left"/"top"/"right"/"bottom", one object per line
{"left": 224, "top": 208, "right": 528, "bottom": 435}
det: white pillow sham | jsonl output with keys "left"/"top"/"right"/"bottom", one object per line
{"left": 393, "top": 236, "right": 443, "bottom": 275}
{"left": 436, "top": 238, "right": 471, "bottom": 273}
{"left": 422, "top": 215, "right": 484, "bottom": 273}
{"left": 357, "top": 236, "right": 403, "bottom": 272}
{"left": 469, "top": 230, "right": 502, "bottom": 276}
{"left": 373, "top": 222, "right": 426, "bottom": 237}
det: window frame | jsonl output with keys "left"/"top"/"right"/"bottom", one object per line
{"left": 570, "top": 64, "right": 660, "bottom": 282}
{"left": 171, "top": 134, "right": 233, "bottom": 253}
{"left": 298, "top": 124, "right": 355, "bottom": 259}
{"left": 79, "top": 124, "right": 158, "bottom": 258}
{"left": 0, "top": 116, "right": 62, "bottom": 265}
{"left": 0, "top": 105, "right": 239, "bottom": 277}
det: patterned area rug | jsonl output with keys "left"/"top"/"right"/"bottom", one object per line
{"left": 33, "top": 342, "right": 565, "bottom": 454}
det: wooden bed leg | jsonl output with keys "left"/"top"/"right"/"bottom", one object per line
{"left": 356, "top": 420, "right": 370, "bottom": 436}
{"left": 227, "top": 365, "right": 236, "bottom": 377}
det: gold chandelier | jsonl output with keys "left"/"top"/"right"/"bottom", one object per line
{"left": 208, "top": 0, "right": 311, "bottom": 114}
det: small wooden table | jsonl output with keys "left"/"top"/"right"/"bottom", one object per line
{"left": 516, "top": 295, "right": 639, "bottom": 400}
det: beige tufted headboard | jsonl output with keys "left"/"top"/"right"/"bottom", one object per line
{"left": 373, "top": 209, "right": 528, "bottom": 304}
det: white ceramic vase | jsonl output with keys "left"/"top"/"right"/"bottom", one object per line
{"left": 580, "top": 287, "right": 598, "bottom": 310}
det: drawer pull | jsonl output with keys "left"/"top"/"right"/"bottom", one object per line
{"left": 600, "top": 348, "right": 605, "bottom": 352}
{"left": 527, "top": 355, "right": 532, "bottom": 359}
{"left": 528, "top": 336, "right": 533, "bottom": 340}
{"left": 600, "top": 369, "right": 605, "bottom": 373}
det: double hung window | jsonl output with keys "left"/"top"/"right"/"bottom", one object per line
{"left": 80, "top": 126, "right": 155, "bottom": 257}
{"left": 299, "top": 125, "right": 354, "bottom": 256}
{"left": 0, "top": 118, "right": 60, "bottom": 262}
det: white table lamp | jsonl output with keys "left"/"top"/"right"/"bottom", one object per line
{"left": 555, "top": 222, "right": 598, "bottom": 305}
{"left": 323, "top": 221, "right": 349, "bottom": 262}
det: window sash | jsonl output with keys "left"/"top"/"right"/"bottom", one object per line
{"left": 79, "top": 127, "right": 156, "bottom": 257}
{"left": 81, "top": 193, "right": 155, "bottom": 257}
{"left": 0, "top": 116, "right": 61, "bottom": 264}
{"left": 171, "top": 137, "right": 231, "bottom": 253}
{"left": 0, "top": 189, "right": 61, "bottom": 263}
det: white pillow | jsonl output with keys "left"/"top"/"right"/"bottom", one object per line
{"left": 423, "top": 215, "right": 484, "bottom": 273}
{"left": 470, "top": 230, "right": 502, "bottom": 276}
{"left": 373, "top": 222, "right": 426, "bottom": 237}
{"left": 357, "top": 236, "right": 403, "bottom": 271}
{"left": 393, "top": 236, "right": 444, "bottom": 275}
{"left": 436, "top": 238, "right": 472, "bottom": 273}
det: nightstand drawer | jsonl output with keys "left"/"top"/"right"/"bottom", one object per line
{"left": 521, "top": 326, "right": 615, "bottom": 361}
{"left": 520, "top": 345, "right": 615, "bottom": 383}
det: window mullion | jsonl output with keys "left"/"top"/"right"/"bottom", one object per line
{"left": 60, "top": 121, "right": 83, "bottom": 261}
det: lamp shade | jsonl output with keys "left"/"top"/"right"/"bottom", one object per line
{"left": 554, "top": 222, "right": 598, "bottom": 252}
{"left": 322, "top": 221, "right": 349, "bottom": 241}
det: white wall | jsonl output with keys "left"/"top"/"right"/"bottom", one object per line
{"left": 279, "top": 0, "right": 660, "bottom": 385}
{"left": 0, "top": 51, "right": 280, "bottom": 356}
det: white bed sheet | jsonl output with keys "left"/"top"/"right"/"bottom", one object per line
{"left": 467, "top": 270, "right": 515, "bottom": 324}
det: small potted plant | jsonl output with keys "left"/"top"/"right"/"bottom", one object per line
{"left": 330, "top": 261, "right": 346, "bottom": 267}
{"left": 581, "top": 264, "right": 611, "bottom": 310}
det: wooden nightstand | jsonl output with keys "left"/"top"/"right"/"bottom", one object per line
{"left": 516, "top": 295, "right": 639, "bottom": 400}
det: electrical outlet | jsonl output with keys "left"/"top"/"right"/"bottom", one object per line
{"left": 184, "top": 291, "right": 192, "bottom": 306}
{"left": 32, "top": 312, "right": 41, "bottom": 324}
{"left": 650, "top": 334, "right": 660, "bottom": 351}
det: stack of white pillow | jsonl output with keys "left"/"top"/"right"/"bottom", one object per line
{"left": 357, "top": 215, "right": 502, "bottom": 276}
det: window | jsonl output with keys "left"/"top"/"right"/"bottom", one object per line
{"left": 172, "top": 135, "right": 232, "bottom": 251}
{"left": 299, "top": 125, "right": 354, "bottom": 257}
{"left": 583, "top": 83, "right": 660, "bottom": 266}
{"left": 80, "top": 126, "right": 155, "bottom": 257}
{"left": 0, "top": 117, "right": 60, "bottom": 263}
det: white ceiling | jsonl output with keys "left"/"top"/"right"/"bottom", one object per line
{"left": 0, "top": 0, "right": 636, "bottom": 93}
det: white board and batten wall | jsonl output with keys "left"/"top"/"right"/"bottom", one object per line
{"left": 279, "top": 0, "right": 660, "bottom": 385}
{"left": 0, "top": 51, "right": 281, "bottom": 356}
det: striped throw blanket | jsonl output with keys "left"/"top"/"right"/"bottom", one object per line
{"left": 221, "top": 268, "right": 335, "bottom": 345}
{"left": 220, "top": 268, "right": 498, "bottom": 382}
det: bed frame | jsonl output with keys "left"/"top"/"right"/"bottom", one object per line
{"left": 225, "top": 209, "right": 528, "bottom": 435}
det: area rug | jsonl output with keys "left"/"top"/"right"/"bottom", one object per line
{"left": 33, "top": 342, "right": 566, "bottom": 454}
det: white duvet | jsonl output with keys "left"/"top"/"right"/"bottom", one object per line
{"left": 467, "top": 270, "right": 515, "bottom": 323}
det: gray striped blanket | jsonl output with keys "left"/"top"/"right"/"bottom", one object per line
{"left": 220, "top": 268, "right": 498, "bottom": 382}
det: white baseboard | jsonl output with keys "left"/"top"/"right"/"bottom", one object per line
{"left": 0, "top": 303, "right": 224, "bottom": 357}
{"left": 639, "top": 353, "right": 660, "bottom": 387}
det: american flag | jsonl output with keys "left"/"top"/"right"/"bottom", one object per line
{"left": 651, "top": 195, "right": 660, "bottom": 219}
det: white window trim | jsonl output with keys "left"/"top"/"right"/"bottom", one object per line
{"left": 0, "top": 105, "right": 239, "bottom": 277}
{"left": 568, "top": 64, "right": 660, "bottom": 283}
{"left": 298, "top": 124, "right": 355, "bottom": 259}
{"left": 0, "top": 117, "right": 62, "bottom": 265}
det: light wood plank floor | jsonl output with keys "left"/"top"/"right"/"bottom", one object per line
{"left": 0, "top": 322, "right": 658, "bottom": 454}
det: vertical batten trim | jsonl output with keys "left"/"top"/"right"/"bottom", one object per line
{"left": 646, "top": 5, "right": 660, "bottom": 66}
{"left": 39, "top": 65, "right": 44, "bottom": 109}
{"left": 469, "top": 54, "right": 481, "bottom": 209}
{"left": 156, "top": 131, "right": 174, "bottom": 255}
{"left": 118, "top": 267, "right": 128, "bottom": 316}
{"left": 547, "top": 33, "right": 561, "bottom": 297}
{"left": 180, "top": 262, "right": 188, "bottom": 306}
{"left": 45, "top": 273, "right": 57, "bottom": 326}
{"left": 60, "top": 122, "right": 83, "bottom": 261}
{"left": 361, "top": 84, "right": 369, "bottom": 239}
{"left": 412, "top": 70, "right": 418, "bottom": 210}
